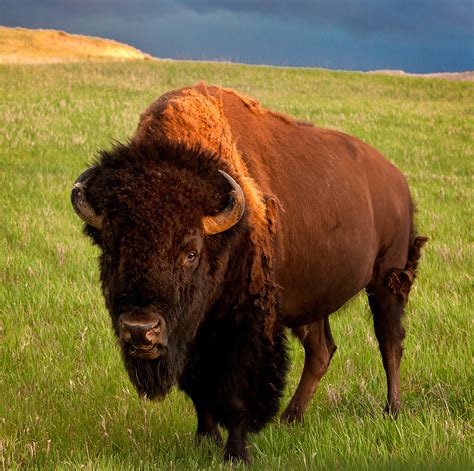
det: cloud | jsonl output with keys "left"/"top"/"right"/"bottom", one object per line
{"left": 1, "top": 0, "right": 180, "bottom": 25}
{"left": 177, "top": 0, "right": 473, "bottom": 38}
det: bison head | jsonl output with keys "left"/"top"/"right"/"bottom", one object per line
{"left": 71, "top": 142, "right": 245, "bottom": 398}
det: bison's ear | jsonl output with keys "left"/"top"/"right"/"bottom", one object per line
{"left": 71, "top": 166, "right": 103, "bottom": 229}
{"left": 202, "top": 170, "right": 245, "bottom": 235}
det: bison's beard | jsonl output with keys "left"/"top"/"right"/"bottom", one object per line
{"left": 120, "top": 303, "right": 207, "bottom": 400}
{"left": 122, "top": 342, "right": 187, "bottom": 400}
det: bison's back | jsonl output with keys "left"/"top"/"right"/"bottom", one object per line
{"left": 217, "top": 89, "right": 412, "bottom": 325}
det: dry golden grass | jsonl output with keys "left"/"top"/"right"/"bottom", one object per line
{"left": 0, "top": 26, "right": 151, "bottom": 63}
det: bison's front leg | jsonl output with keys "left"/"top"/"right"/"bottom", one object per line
{"left": 194, "top": 401, "right": 223, "bottom": 446}
{"left": 224, "top": 419, "right": 249, "bottom": 464}
{"left": 191, "top": 396, "right": 249, "bottom": 462}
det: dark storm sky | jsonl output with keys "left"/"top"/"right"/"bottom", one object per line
{"left": 1, "top": 0, "right": 473, "bottom": 73}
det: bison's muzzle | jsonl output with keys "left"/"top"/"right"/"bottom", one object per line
{"left": 118, "top": 310, "right": 167, "bottom": 360}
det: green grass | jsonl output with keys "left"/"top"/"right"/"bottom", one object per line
{"left": 1, "top": 61, "right": 472, "bottom": 470}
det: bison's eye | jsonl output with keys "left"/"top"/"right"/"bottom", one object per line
{"left": 184, "top": 250, "right": 198, "bottom": 265}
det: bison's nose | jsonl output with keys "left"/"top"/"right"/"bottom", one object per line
{"left": 118, "top": 311, "right": 167, "bottom": 358}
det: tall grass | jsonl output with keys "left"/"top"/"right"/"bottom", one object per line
{"left": 1, "top": 61, "right": 472, "bottom": 469}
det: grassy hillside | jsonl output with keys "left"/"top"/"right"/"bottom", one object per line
{"left": 1, "top": 60, "right": 472, "bottom": 470}
{"left": 0, "top": 26, "right": 150, "bottom": 63}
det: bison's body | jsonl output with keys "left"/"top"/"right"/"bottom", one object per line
{"left": 72, "top": 83, "right": 427, "bottom": 462}
{"left": 201, "top": 89, "right": 412, "bottom": 322}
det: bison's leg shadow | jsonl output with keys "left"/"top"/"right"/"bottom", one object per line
{"left": 281, "top": 317, "right": 337, "bottom": 423}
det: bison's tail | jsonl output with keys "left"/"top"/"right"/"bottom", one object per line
{"left": 387, "top": 233, "right": 428, "bottom": 303}
{"left": 406, "top": 234, "right": 429, "bottom": 275}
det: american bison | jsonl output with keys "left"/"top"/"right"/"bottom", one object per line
{"left": 71, "top": 82, "right": 427, "bottom": 462}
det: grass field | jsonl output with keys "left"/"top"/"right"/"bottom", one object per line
{"left": 1, "top": 60, "right": 472, "bottom": 470}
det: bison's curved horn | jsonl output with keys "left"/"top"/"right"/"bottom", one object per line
{"left": 71, "top": 166, "right": 103, "bottom": 229}
{"left": 202, "top": 170, "right": 246, "bottom": 236}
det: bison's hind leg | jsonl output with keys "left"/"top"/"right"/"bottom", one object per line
{"left": 367, "top": 235, "right": 428, "bottom": 416}
{"left": 366, "top": 279, "right": 405, "bottom": 416}
{"left": 281, "top": 317, "right": 337, "bottom": 423}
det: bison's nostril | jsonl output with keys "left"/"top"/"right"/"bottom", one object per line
{"left": 119, "top": 327, "right": 132, "bottom": 344}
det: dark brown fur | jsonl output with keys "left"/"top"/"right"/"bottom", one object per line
{"left": 75, "top": 83, "right": 427, "bottom": 462}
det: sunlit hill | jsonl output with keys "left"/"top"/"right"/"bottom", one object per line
{"left": 0, "top": 26, "right": 151, "bottom": 63}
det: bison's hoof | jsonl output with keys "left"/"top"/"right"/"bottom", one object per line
{"left": 384, "top": 401, "right": 400, "bottom": 418}
{"left": 223, "top": 446, "right": 250, "bottom": 465}
{"left": 196, "top": 429, "right": 223, "bottom": 447}
{"left": 280, "top": 405, "right": 304, "bottom": 424}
